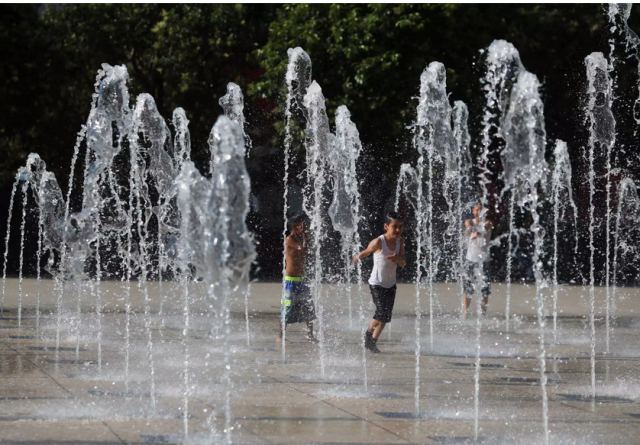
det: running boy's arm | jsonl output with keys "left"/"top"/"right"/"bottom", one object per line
{"left": 352, "top": 237, "right": 381, "bottom": 264}
{"left": 464, "top": 218, "right": 473, "bottom": 234}
{"left": 387, "top": 239, "right": 406, "bottom": 267}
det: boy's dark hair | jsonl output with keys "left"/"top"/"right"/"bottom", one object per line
{"left": 286, "top": 213, "right": 306, "bottom": 234}
{"left": 385, "top": 211, "right": 403, "bottom": 224}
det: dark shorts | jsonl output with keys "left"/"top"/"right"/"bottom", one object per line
{"left": 463, "top": 262, "right": 491, "bottom": 298}
{"left": 370, "top": 285, "right": 396, "bottom": 323}
{"left": 281, "top": 278, "right": 316, "bottom": 324}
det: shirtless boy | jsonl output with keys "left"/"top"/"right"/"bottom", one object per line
{"left": 279, "top": 214, "right": 317, "bottom": 341}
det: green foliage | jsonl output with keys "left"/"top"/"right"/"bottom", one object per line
{"left": 0, "top": 4, "right": 275, "bottom": 189}
{"left": 2, "top": 4, "right": 640, "bottom": 280}
{"left": 0, "top": 4, "right": 631, "bottom": 190}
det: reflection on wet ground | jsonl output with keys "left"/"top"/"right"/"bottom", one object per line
{"left": 1, "top": 282, "right": 640, "bottom": 444}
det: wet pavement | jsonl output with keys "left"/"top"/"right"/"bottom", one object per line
{"left": 1, "top": 279, "right": 640, "bottom": 444}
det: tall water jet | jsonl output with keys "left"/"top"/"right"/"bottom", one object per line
{"left": 452, "top": 101, "right": 472, "bottom": 314}
{"left": 16, "top": 174, "right": 28, "bottom": 328}
{"left": 302, "top": 80, "right": 332, "bottom": 378}
{"left": 1, "top": 154, "right": 64, "bottom": 327}
{"left": 175, "top": 160, "right": 208, "bottom": 439}
{"left": 130, "top": 92, "right": 174, "bottom": 411}
{"left": 607, "top": 4, "right": 639, "bottom": 354}
{"left": 481, "top": 40, "right": 523, "bottom": 331}
{"left": 1, "top": 178, "right": 18, "bottom": 316}
{"left": 483, "top": 41, "right": 550, "bottom": 440}
{"left": 410, "top": 76, "right": 426, "bottom": 416}
{"left": 17, "top": 155, "right": 47, "bottom": 327}
{"left": 329, "top": 105, "right": 360, "bottom": 325}
{"left": 219, "top": 83, "right": 253, "bottom": 345}
{"left": 612, "top": 178, "right": 640, "bottom": 332}
{"left": 585, "top": 52, "right": 616, "bottom": 393}
{"left": 282, "top": 47, "right": 312, "bottom": 357}
{"left": 208, "top": 115, "right": 256, "bottom": 444}
{"left": 394, "top": 162, "right": 424, "bottom": 415}
{"left": 550, "top": 140, "right": 578, "bottom": 344}
{"left": 174, "top": 118, "right": 247, "bottom": 442}
{"left": 417, "top": 61, "right": 454, "bottom": 349}
{"left": 23, "top": 155, "right": 60, "bottom": 328}
{"left": 502, "top": 70, "right": 550, "bottom": 445}
{"left": 219, "top": 82, "right": 251, "bottom": 157}
{"left": 33, "top": 163, "right": 65, "bottom": 332}
{"left": 58, "top": 64, "right": 131, "bottom": 366}
{"left": 157, "top": 107, "right": 192, "bottom": 324}
{"left": 329, "top": 105, "right": 366, "bottom": 390}
{"left": 608, "top": 4, "right": 640, "bottom": 127}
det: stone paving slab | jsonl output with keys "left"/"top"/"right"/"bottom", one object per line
{"left": 1, "top": 281, "right": 640, "bottom": 444}
{"left": 0, "top": 419, "right": 121, "bottom": 443}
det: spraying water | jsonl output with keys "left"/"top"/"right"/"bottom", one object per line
{"left": 219, "top": 82, "right": 253, "bottom": 345}
{"left": 417, "top": 61, "right": 455, "bottom": 349}
{"left": 502, "top": 70, "right": 550, "bottom": 445}
{"left": 585, "top": 52, "right": 616, "bottom": 396}
{"left": 302, "top": 80, "right": 333, "bottom": 378}
{"left": 608, "top": 4, "right": 640, "bottom": 127}
{"left": 58, "top": 64, "right": 131, "bottom": 368}
{"left": 209, "top": 115, "right": 256, "bottom": 444}
{"left": 219, "top": 82, "right": 252, "bottom": 157}
{"left": 550, "top": 140, "right": 578, "bottom": 344}
{"left": 130, "top": 92, "right": 177, "bottom": 411}
{"left": 329, "top": 105, "right": 367, "bottom": 390}
{"left": 175, "top": 160, "right": 208, "bottom": 439}
{"left": 452, "top": 101, "right": 472, "bottom": 314}
{"left": 282, "top": 47, "right": 312, "bottom": 358}
{"left": 1, "top": 180, "right": 18, "bottom": 316}
{"left": 394, "top": 163, "right": 423, "bottom": 416}
{"left": 612, "top": 178, "right": 640, "bottom": 342}
{"left": 480, "top": 40, "right": 523, "bottom": 331}
{"left": 1, "top": 155, "right": 63, "bottom": 328}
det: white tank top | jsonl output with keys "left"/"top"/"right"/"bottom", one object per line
{"left": 368, "top": 235, "right": 400, "bottom": 288}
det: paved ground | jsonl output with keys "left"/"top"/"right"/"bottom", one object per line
{"left": 1, "top": 279, "right": 640, "bottom": 444}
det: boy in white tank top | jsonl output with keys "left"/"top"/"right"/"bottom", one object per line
{"left": 353, "top": 212, "right": 406, "bottom": 353}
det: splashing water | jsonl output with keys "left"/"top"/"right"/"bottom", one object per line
{"left": 417, "top": 61, "right": 454, "bottom": 349}
{"left": 329, "top": 105, "right": 359, "bottom": 325}
{"left": 303, "top": 80, "right": 333, "bottom": 378}
{"left": 550, "top": 140, "right": 579, "bottom": 344}
{"left": 219, "top": 82, "right": 252, "bottom": 158}
{"left": 502, "top": 69, "right": 550, "bottom": 445}
{"left": 452, "top": 101, "right": 472, "bottom": 314}
{"left": 481, "top": 40, "right": 523, "bottom": 331}
{"left": 608, "top": 4, "right": 640, "bottom": 126}
{"left": 612, "top": 178, "right": 640, "bottom": 343}
{"left": 394, "top": 163, "right": 422, "bottom": 365}
{"left": 329, "top": 105, "right": 366, "bottom": 390}
{"left": 219, "top": 83, "right": 253, "bottom": 345}
{"left": 585, "top": 51, "right": 616, "bottom": 397}
{"left": 281, "top": 47, "right": 312, "bottom": 358}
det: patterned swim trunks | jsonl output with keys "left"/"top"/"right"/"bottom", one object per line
{"left": 281, "top": 276, "right": 316, "bottom": 324}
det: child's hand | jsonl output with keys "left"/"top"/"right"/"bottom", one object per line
{"left": 352, "top": 254, "right": 360, "bottom": 264}
{"left": 386, "top": 254, "right": 400, "bottom": 263}
{"left": 470, "top": 232, "right": 478, "bottom": 240}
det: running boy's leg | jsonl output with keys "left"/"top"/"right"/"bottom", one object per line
{"left": 462, "top": 263, "right": 474, "bottom": 316}
{"left": 299, "top": 282, "right": 317, "bottom": 342}
{"left": 278, "top": 280, "right": 294, "bottom": 340}
{"left": 480, "top": 262, "right": 491, "bottom": 314}
{"left": 366, "top": 285, "right": 396, "bottom": 352}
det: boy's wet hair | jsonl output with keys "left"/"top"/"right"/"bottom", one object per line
{"left": 287, "top": 213, "right": 306, "bottom": 231}
{"left": 385, "top": 211, "right": 403, "bottom": 224}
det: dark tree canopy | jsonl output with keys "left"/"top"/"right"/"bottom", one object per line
{"left": 1, "top": 4, "right": 638, "bottom": 281}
